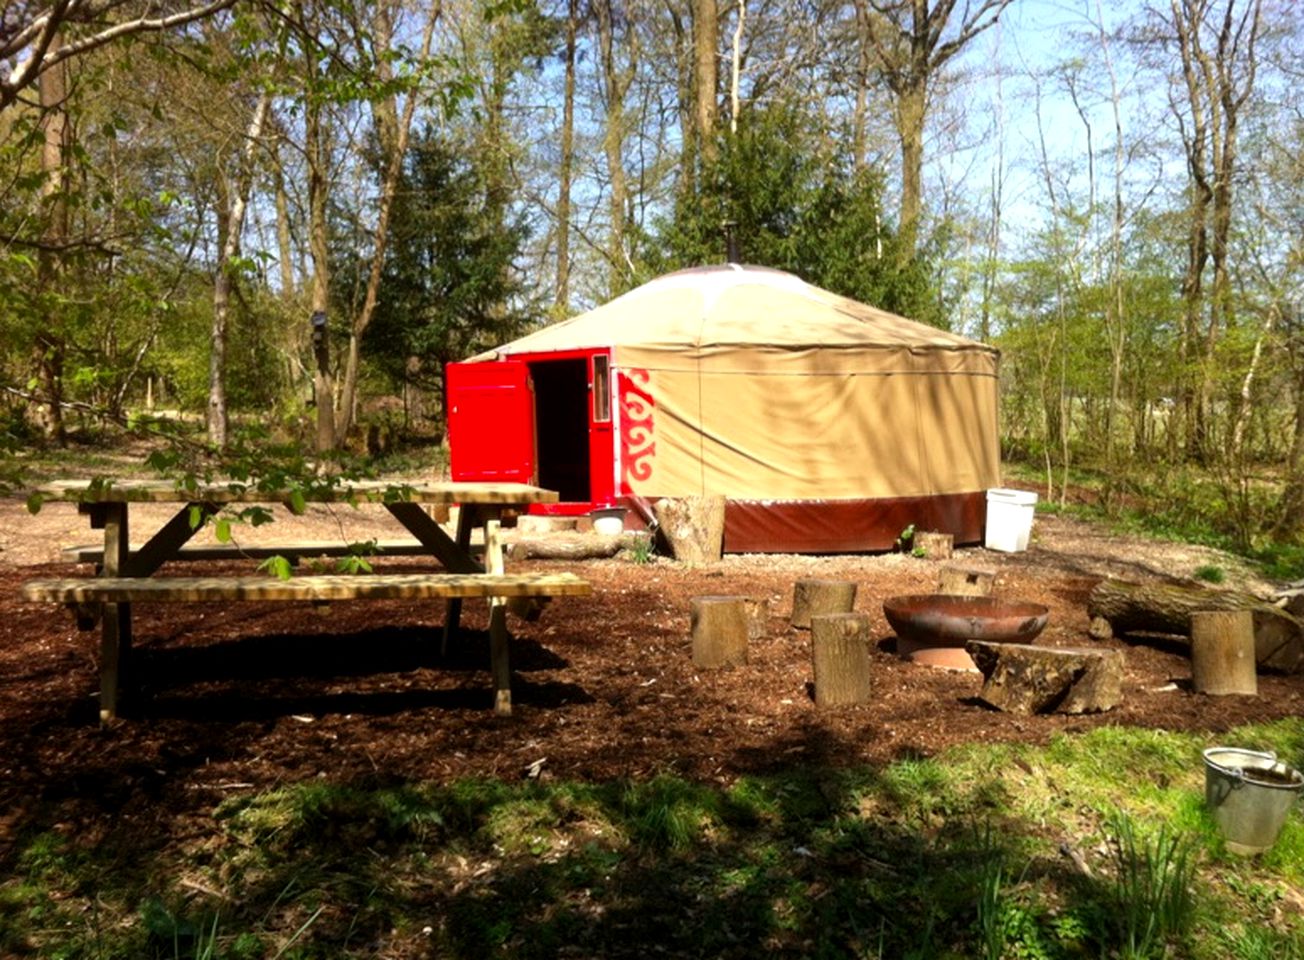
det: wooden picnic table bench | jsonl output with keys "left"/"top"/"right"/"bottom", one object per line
{"left": 23, "top": 572, "right": 591, "bottom": 605}
{"left": 21, "top": 478, "right": 584, "bottom": 720}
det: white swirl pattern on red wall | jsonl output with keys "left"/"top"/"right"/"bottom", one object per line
{"left": 618, "top": 368, "right": 655, "bottom": 492}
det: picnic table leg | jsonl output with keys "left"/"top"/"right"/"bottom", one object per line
{"left": 489, "top": 607, "right": 511, "bottom": 716}
{"left": 441, "top": 504, "right": 477, "bottom": 655}
{"left": 97, "top": 503, "right": 133, "bottom": 721}
{"left": 483, "top": 520, "right": 512, "bottom": 716}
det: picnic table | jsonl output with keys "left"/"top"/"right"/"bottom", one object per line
{"left": 20, "top": 478, "right": 591, "bottom": 720}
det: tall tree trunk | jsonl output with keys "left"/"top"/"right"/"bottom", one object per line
{"left": 335, "top": 0, "right": 440, "bottom": 444}
{"left": 32, "top": 36, "right": 70, "bottom": 442}
{"left": 272, "top": 128, "right": 296, "bottom": 297}
{"left": 305, "top": 93, "right": 336, "bottom": 454}
{"left": 208, "top": 91, "right": 270, "bottom": 449}
{"left": 667, "top": 3, "right": 696, "bottom": 196}
{"left": 851, "top": 0, "right": 871, "bottom": 171}
{"left": 1095, "top": 0, "right": 1127, "bottom": 492}
{"left": 1170, "top": 0, "right": 1262, "bottom": 464}
{"left": 596, "top": 0, "right": 633, "bottom": 291}
{"left": 555, "top": 0, "right": 577, "bottom": 312}
{"left": 728, "top": 0, "right": 744, "bottom": 135}
{"left": 896, "top": 80, "right": 925, "bottom": 256}
{"left": 692, "top": 0, "right": 718, "bottom": 165}
{"left": 858, "top": 0, "right": 1012, "bottom": 258}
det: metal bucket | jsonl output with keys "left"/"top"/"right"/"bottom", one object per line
{"left": 1203, "top": 747, "right": 1304, "bottom": 855}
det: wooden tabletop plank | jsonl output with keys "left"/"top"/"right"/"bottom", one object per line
{"left": 22, "top": 572, "right": 592, "bottom": 603}
{"left": 60, "top": 539, "right": 449, "bottom": 564}
{"left": 29, "top": 479, "right": 560, "bottom": 506}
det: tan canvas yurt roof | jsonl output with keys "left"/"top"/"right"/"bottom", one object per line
{"left": 476, "top": 264, "right": 990, "bottom": 360}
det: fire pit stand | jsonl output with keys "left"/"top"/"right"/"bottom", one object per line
{"left": 882, "top": 594, "right": 1050, "bottom": 671}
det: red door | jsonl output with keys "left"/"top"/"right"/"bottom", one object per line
{"left": 588, "top": 353, "right": 615, "bottom": 505}
{"left": 446, "top": 361, "right": 536, "bottom": 483}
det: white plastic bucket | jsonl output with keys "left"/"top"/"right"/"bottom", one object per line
{"left": 984, "top": 488, "right": 1038, "bottom": 553}
{"left": 1204, "top": 748, "right": 1304, "bottom": 854}
{"left": 591, "top": 507, "right": 627, "bottom": 536}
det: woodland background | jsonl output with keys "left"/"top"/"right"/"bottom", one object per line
{"left": 1, "top": 0, "right": 1301, "bottom": 562}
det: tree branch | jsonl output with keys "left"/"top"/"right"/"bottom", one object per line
{"left": 2, "top": 0, "right": 239, "bottom": 112}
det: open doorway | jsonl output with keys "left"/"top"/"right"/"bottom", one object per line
{"left": 530, "top": 358, "right": 591, "bottom": 502}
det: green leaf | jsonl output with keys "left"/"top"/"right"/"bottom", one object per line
{"left": 243, "top": 506, "right": 274, "bottom": 527}
{"left": 287, "top": 489, "right": 307, "bottom": 515}
{"left": 336, "top": 555, "right": 373, "bottom": 575}
{"left": 258, "top": 555, "right": 293, "bottom": 581}
{"left": 25, "top": 493, "right": 44, "bottom": 515}
{"left": 215, "top": 518, "right": 232, "bottom": 543}
{"left": 188, "top": 505, "right": 204, "bottom": 530}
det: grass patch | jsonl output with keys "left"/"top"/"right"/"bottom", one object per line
{"left": 5, "top": 721, "right": 1304, "bottom": 957}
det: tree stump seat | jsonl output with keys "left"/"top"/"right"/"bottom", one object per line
{"left": 691, "top": 595, "right": 749, "bottom": 668}
{"left": 937, "top": 565, "right": 995, "bottom": 597}
{"left": 791, "top": 579, "right": 857, "bottom": 629}
{"left": 811, "top": 613, "right": 873, "bottom": 707}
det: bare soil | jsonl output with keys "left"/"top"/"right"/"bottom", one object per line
{"left": 1, "top": 493, "right": 1300, "bottom": 863}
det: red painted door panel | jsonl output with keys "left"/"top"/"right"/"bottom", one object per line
{"left": 446, "top": 361, "right": 536, "bottom": 483}
{"left": 588, "top": 353, "right": 615, "bottom": 505}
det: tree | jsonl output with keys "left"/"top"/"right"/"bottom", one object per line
{"left": 554, "top": 0, "right": 579, "bottom": 312}
{"left": 644, "top": 102, "right": 935, "bottom": 322}
{"left": 857, "top": 0, "right": 1013, "bottom": 256}
{"left": 332, "top": 0, "right": 440, "bottom": 444}
{"left": 366, "top": 127, "right": 537, "bottom": 419}
{"left": 594, "top": 0, "right": 638, "bottom": 293}
{"left": 1161, "top": 0, "right": 1264, "bottom": 461}
{"left": 208, "top": 88, "right": 270, "bottom": 448}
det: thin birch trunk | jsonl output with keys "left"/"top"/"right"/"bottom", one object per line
{"left": 555, "top": 0, "right": 577, "bottom": 311}
{"left": 208, "top": 90, "right": 270, "bottom": 449}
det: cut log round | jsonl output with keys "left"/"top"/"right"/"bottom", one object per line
{"left": 811, "top": 613, "right": 873, "bottom": 707}
{"left": 1087, "top": 579, "right": 1304, "bottom": 673}
{"left": 791, "top": 579, "right": 857, "bottom": 629}
{"left": 914, "top": 531, "right": 953, "bottom": 560}
{"left": 1190, "top": 609, "right": 1257, "bottom": 696}
{"left": 691, "top": 595, "right": 748, "bottom": 669}
{"left": 937, "top": 566, "right": 995, "bottom": 597}
{"left": 966, "top": 641, "right": 1124, "bottom": 714}
{"left": 654, "top": 496, "right": 725, "bottom": 565}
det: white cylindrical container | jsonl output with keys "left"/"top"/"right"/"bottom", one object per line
{"left": 984, "top": 488, "right": 1038, "bottom": 552}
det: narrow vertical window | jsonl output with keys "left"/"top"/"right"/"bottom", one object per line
{"left": 592, "top": 354, "right": 610, "bottom": 422}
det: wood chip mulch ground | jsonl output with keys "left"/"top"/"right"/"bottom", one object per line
{"left": 2, "top": 503, "right": 1300, "bottom": 864}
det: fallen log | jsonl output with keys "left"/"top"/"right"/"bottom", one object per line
{"left": 506, "top": 531, "right": 652, "bottom": 561}
{"left": 1087, "top": 579, "right": 1304, "bottom": 673}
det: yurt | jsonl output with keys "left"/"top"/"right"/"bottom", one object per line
{"left": 446, "top": 264, "right": 1000, "bottom": 553}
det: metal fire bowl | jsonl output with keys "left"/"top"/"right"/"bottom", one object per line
{"left": 883, "top": 594, "right": 1050, "bottom": 648}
